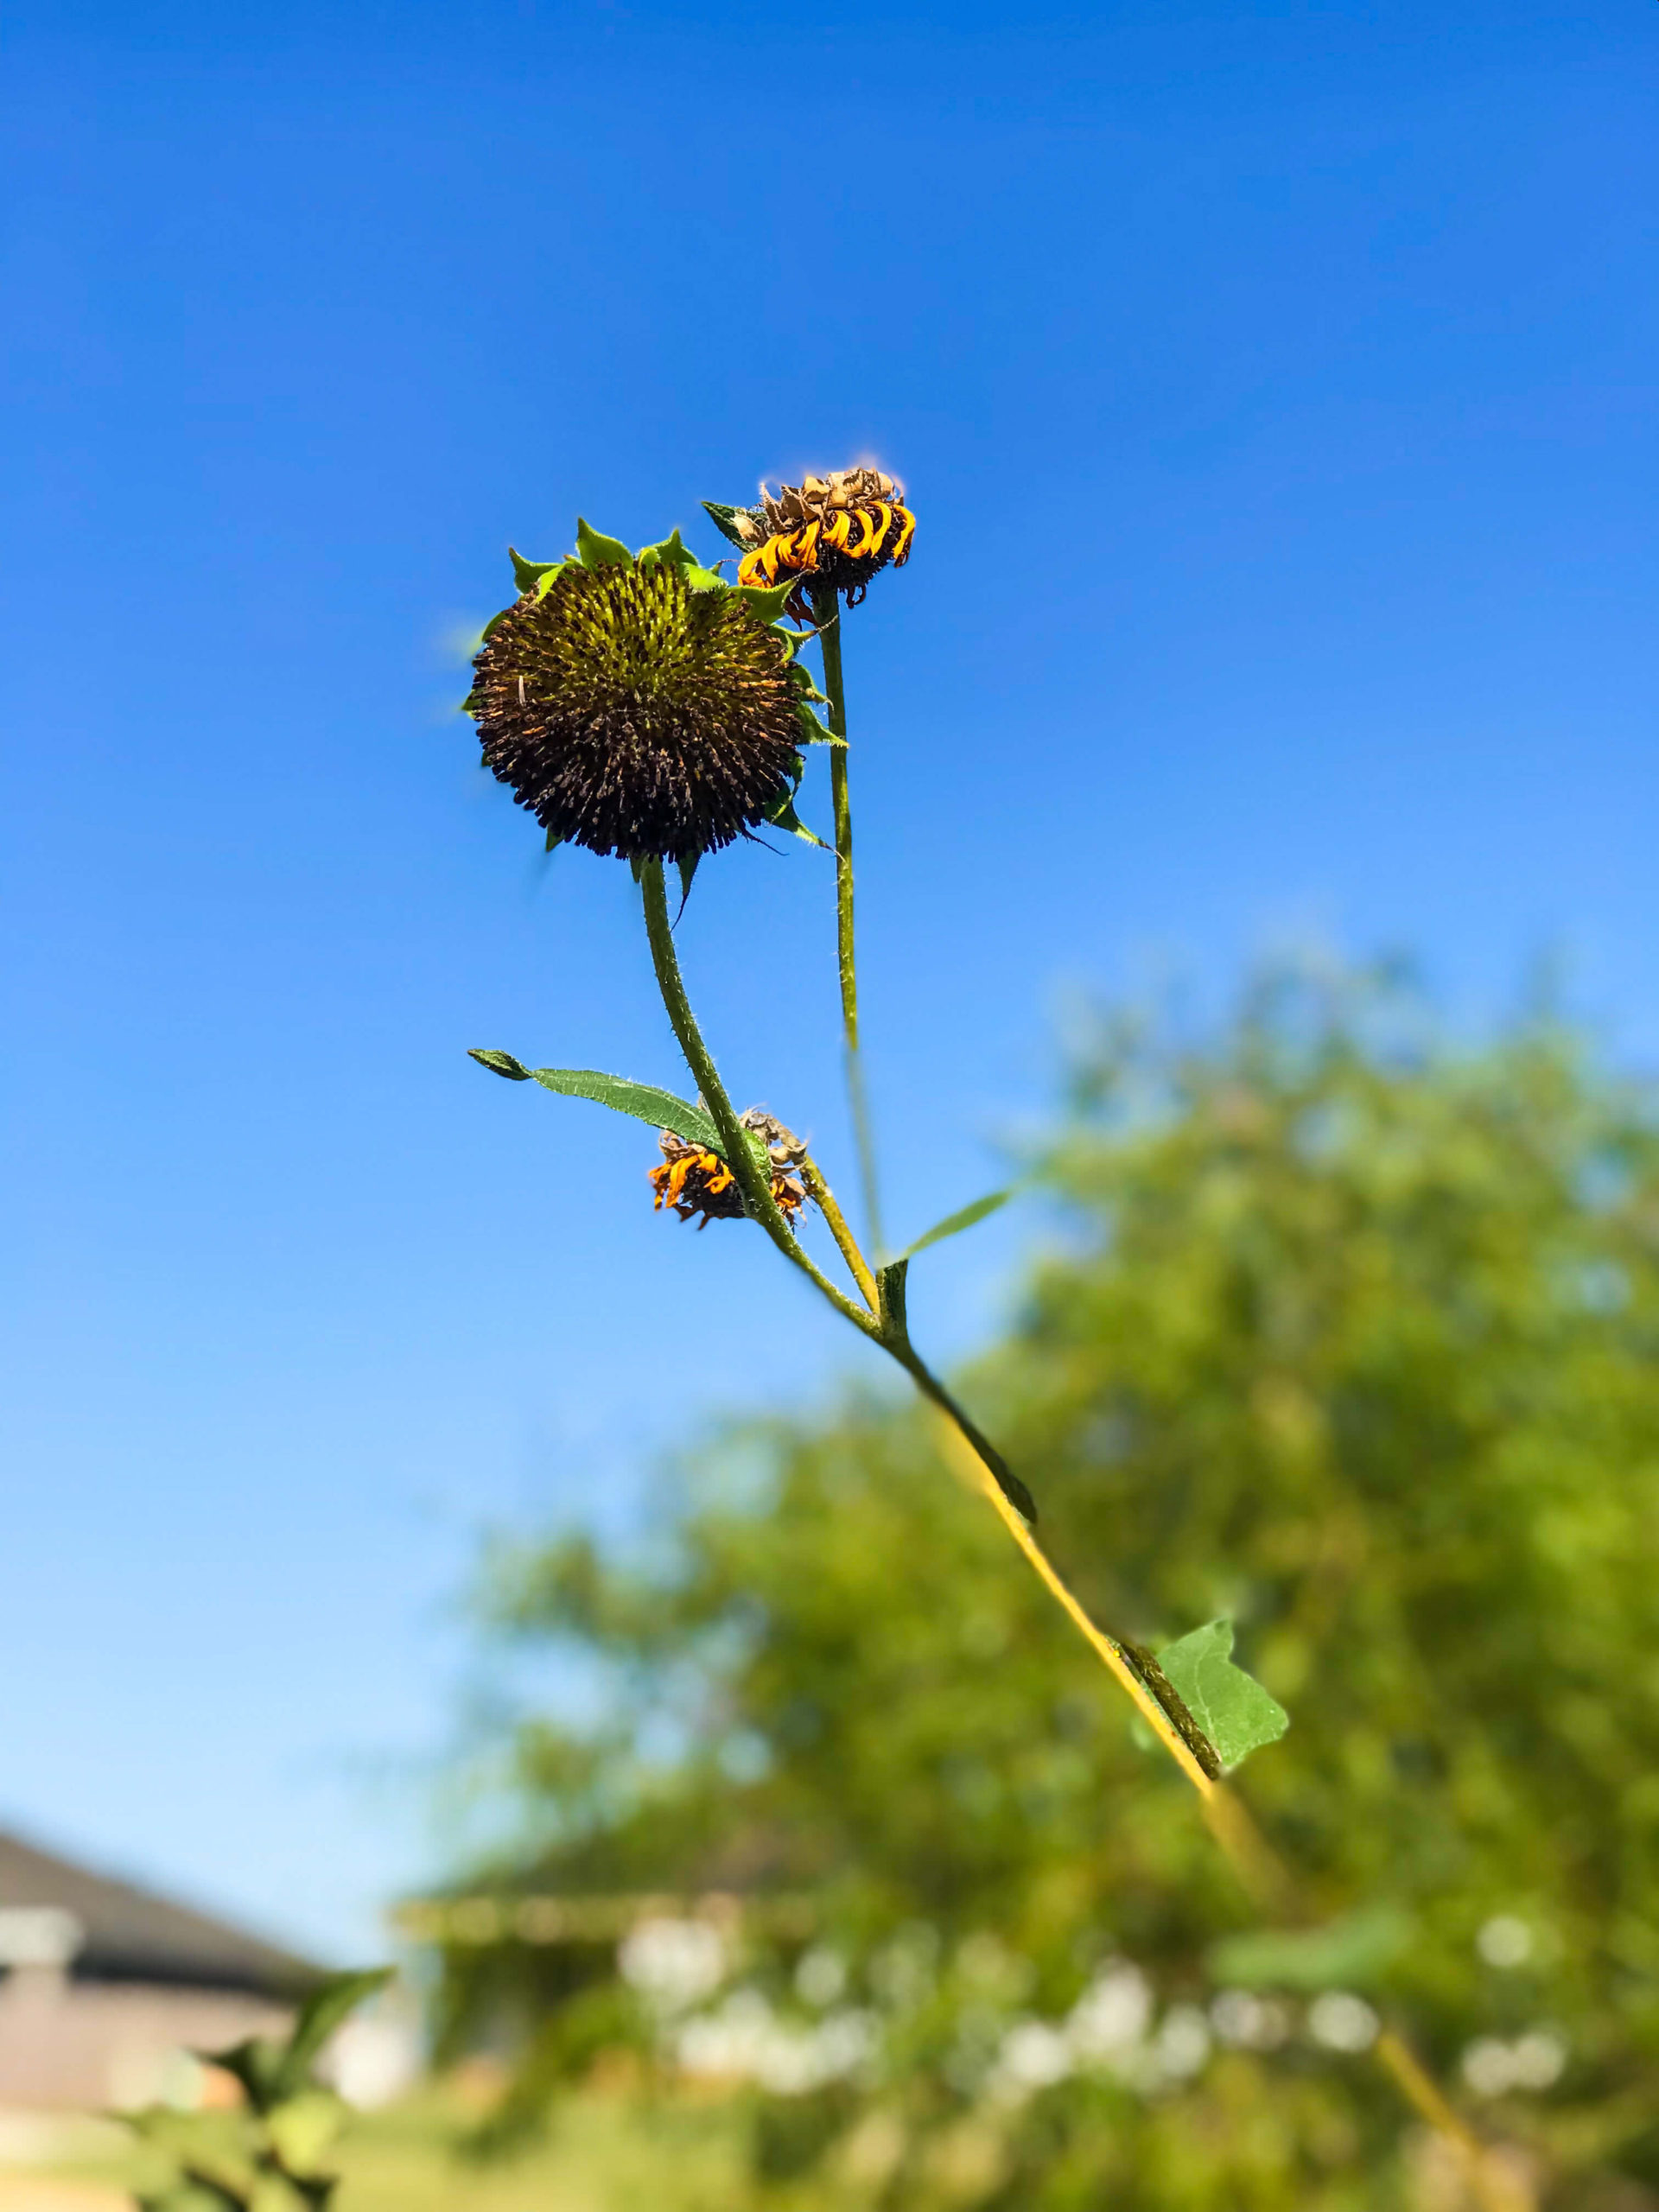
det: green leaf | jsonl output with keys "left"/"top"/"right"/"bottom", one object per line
{"left": 534, "top": 563, "right": 575, "bottom": 600}
{"left": 265, "top": 2090, "right": 347, "bottom": 2175}
{"left": 279, "top": 1968, "right": 394, "bottom": 2092}
{"left": 897, "top": 1187, "right": 1014, "bottom": 1262}
{"left": 574, "top": 519, "right": 633, "bottom": 570}
{"left": 544, "top": 830, "right": 562, "bottom": 855}
{"left": 1155, "top": 1618, "right": 1287, "bottom": 1771}
{"left": 197, "top": 2037, "right": 283, "bottom": 2117}
{"left": 524, "top": 1067, "right": 723, "bottom": 1154}
{"left": 468, "top": 1050, "right": 532, "bottom": 1081}
{"left": 675, "top": 852, "right": 699, "bottom": 914}
{"left": 508, "top": 548, "right": 565, "bottom": 594}
{"left": 734, "top": 578, "right": 799, "bottom": 626}
{"left": 796, "top": 704, "right": 832, "bottom": 745}
{"left": 764, "top": 795, "right": 830, "bottom": 851}
{"left": 1207, "top": 1905, "right": 1414, "bottom": 1994}
{"left": 702, "top": 499, "right": 757, "bottom": 548}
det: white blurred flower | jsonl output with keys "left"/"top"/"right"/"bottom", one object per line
{"left": 618, "top": 1916, "right": 726, "bottom": 2012}
{"left": 675, "top": 1989, "right": 875, "bottom": 2094}
{"left": 1153, "top": 2005, "right": 1211, "bottom": 2080}
{"left": 1510, "top": 2030, "right": 1567, "bottom": 2090}
{"left": 994, "top": 2020, "right": 1075, "bottom": 2094}
{"left": 1209, "top": 1989, "right": 1290, "bottom": 2050}
{"left": 1476, "top": 1916, "right": 1534, "bottom": 1969}
{"left": 1462, "top": 2030, "right": 1567, "bottom": 2098}
{"left": 1066, "top": 1963, "right": 1152, "bottom": 2063}
{"left": 1307, "top": 1992, "right": 1379, "bottom": 2053}
{"left": 1462, "top": 2037, "right": 1516, "bottom": 2097}
{"left": 794, "top": 1946, "right": 848, "bottom": 2009}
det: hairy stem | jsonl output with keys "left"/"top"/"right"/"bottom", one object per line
{"left": 799, "top": 1158, "right": 880, "bottom": 1312}
{"left": 639, "top": 861, "right": 876, "bottom": 1334}
{"left": 811, "top": 582, "right": 886, "bottom": 1256}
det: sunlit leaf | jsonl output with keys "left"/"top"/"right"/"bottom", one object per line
{"left": 508, "top": 547, "right": 565, "bottom": 594}
{"left": 735, "top": 578, "right": 798, "bottom": 626}
{"left": 701, "top": 499, "right": 756, "bottom": 548}
{"left": 1154, "top": 1618, "right": 1287, "bottom": 1770}
{"left": 280, "top": 1967, "right": 395, "bottom": 2090}
{"left": 509, "top": 1066, "right": 723, "bottom": 1154}
{"left": 574, "top": 519, "right": 633, "bottom": 570}
{"left": 468, "top": 1050, "right": 531, "bottom": 1081}
{"left": 898, "top": 1188, "right": 1014, "bottom": 1262}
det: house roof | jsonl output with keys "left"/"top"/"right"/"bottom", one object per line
{"left": 0, "top": 1827, "right": 321, "bottom": 1995}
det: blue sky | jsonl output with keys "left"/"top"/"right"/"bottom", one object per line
{"left": 2, "top": 0, "right": 1655, "bottom": 1959}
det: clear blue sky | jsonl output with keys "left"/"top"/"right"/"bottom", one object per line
{"left": 3, "top": 0, "right": 1655, "bottom": 1960}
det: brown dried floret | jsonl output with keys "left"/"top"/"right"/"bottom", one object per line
{"left": 734, "top": 467, "right": 915, "bottom": 613}
{"left": 649, "top": 1128, "right": 807, "bottom": 1230}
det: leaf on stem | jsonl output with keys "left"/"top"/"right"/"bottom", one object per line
{"left": 701, "top": 500, "right": 755, "bottom": 548}
{"left": 1154, "top": 1618, "right": 1287, "bottom": 1770}
{"left": 470, "top": 1055, "right": 725, "bottom": 1154}
{"left": 1206, "top": 1905, "right": 1414, "bottom": 1993}
{"left": 896, "top": 1188, "right": 1014, "bottom": 1262}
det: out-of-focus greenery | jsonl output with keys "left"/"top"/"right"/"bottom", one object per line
{"left": 124, "top": 1974, "right": 391, "bottom": 2212}
{"left": 432, "top": 970, "right": 1659, "bottom": 2209}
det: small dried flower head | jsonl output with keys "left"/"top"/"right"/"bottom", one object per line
{"left": 650, "top": 1128, "right": 806, "bottom": 1230}
{"left": 731, "top": 467, "right": 915, "bottom": 611}
{"left": 467, "top": 532, "right": 804, "bottom": 861}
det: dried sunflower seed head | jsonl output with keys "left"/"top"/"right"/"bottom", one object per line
{"left": 467, "top": 542, "right": 804, "bottom": 862}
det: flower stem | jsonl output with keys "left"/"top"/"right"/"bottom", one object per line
{"left": 639, "top": 861, "right": 877, "bottom": 1334}
{"left": 798, "top": 1158, "right": 880, "bottom": 1313}
{"left": 636, "top": 859, "right": 1512, "bottom": 2195}
{"left": 810, "top": 582, "right": 886, "bottom": 1258}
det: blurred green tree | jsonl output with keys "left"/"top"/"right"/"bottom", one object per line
{"left": 429, "top": 969, "right": 1659, "bottom": 2209}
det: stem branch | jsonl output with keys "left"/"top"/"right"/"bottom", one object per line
{"left": 639, "top": 861, "right": 876, "bottom": 1336}
{"left": 811, "top": 582, "right": 886, "bottom": 1256}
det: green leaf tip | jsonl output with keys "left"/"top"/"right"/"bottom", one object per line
{"left": 1155, "top": 1618, "right": 1287, "bottom": 1771}
{"left": 1207, "top": 1904, "right": 1414, "bottom": 1994}
{"left": 469, "top": 1049, "right": 531, "bottom": 1080}
{"left": 508, "top": 547, "right": 565, "bottom": 594}
{"left": 702, "top": 499, "right": 756, "bottom": 549}
{"left": 574, "top": 518, "right": 633, "bottom": 570}
{"left": 734, "top": 577, "right": 799, "bottom": 626}
{"left": 899, "top": 1186, "right": 1014, "bottom": 1262}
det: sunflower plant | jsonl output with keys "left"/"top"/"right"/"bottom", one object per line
{"left": 458, "top": 469, "right": 1526, "bottom": 2209}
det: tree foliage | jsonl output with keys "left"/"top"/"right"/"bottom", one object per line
{"left": 436, "top": 970, "right": 1659, "bottom": 2209}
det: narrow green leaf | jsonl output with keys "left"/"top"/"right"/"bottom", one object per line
{"left": 1155, "top": 1618, "right": 1287, "bottom": 1770}
{"left": 526, "top": 1068, "right": 723, "bottom": 1154}
{"left": 1207, "top": 1905, "right": 1414, "bottom": 1994}
{"left": 797, "top": 704, "right": 832, "bottom": 745}
{"left": 534, "top": 563, "right": 575, "bottom": 600}
{"left": 544, "top": 830, "right": 562, "bottom": 855}
{"left": 675, "top": 851, "right": 699, "bottom": 914}
{"left": 468, "top": 1050, "right": 532, "bottom": 1081}
{"left": 702, "top": 499, "right": 756, "bottom": 548}
{"left": 280, "top": 1968, "right": 394, "bottom": 2091}
{"left": 898, "top": 1187, "right": 1014, "bottom": 1262}
{"left": 575, "top": 518, "right": 633, "bottom": 569}
{"left": 508, "top": 547, "right": 564, "bottom": 594}
{"left": 764, "top": 796, "right": 830, "bottom": 851}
